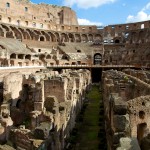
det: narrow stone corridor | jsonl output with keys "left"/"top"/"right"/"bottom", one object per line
{"left": 66, "top": 85, "right": 107, "bottom": 150}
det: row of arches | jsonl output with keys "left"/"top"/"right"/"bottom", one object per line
{"left": 105, "top": 29, "right": 150, "bottom": 45}
{"left": 10, "top": 53, "right": 56, "bottom": 60}
{"left": 10, "top": 53, "right": 31, "bottom": 60}
{"left": 0, "top": 24, "right": 103, "bottom": 43}
{"left": 126, "top": 30, "right": 150, "bottom": 44}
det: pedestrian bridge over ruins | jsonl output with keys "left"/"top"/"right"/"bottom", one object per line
{"left": 0, "top": 65, "right": 149, "bottom": 70}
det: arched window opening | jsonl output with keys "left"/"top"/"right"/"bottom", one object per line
{"left": 95, "top": 34, "right": 102, "bottom": 41}
{"left": 76, "top": 27, "right": 78, "bottom": 31}
{"left": 6, "top": 2, "right": 10, "bottom": 8}
{"left": 141, "top": 24, "right": 144, "bottom": 29}
{"left": 25, "top": 21, "right": 28, "bottom": 26}
{"left": 77, "top": 50, "right": 81, "bottom": 53}
{"left": 139, "top": 111, "right": 145, "bottom": 119}
{"left": 61, "top": 26, "right": 64, "bottom": 30}
{"left": 142, "top": 102, "right": 145, "bottom": 106}
{"left": 32, "top": 22, "right": 36, "bottom": 27}
{"left": 10, "top": 53, "right": 16, "bottom": 59}
{"left": 18, "top": 62, "right": 22, "bottom": 66}
{"left": 17, "top": 20, "right": 20, "bottom": 26}
{"left": 0, "top": 15, "right": 2, "bottom": 21}
{"left": 25, "top": 7, "right": 28, "bottom": 12}
{"left": 46, "top": 55, "right": 51, "bottom": 59}
{"left": 126, "top": 25, "right": 129, "bottom": 29}
{"left": 39, "top": 54, "right": 45, "bottom": 60}
{"left": 94, "top": 53, "right": 102, "bottom": 65}
{"left": 40, "top": 36, "right": 45, "bottom": 41}
{"left": 115, "top": 39, "right": 120, "bottom": 43}
{"left": 25, "top": 55, "right": 31, "bottom": 60}
{"left": 125, "top": 33, "right": 129, "bottom": 38}
{"left": 8, "top": 17, "right": 11, "bottom": 23}
{"left": 62, "top": 55, "right": 69, "bottom": 60}
{"left": 137, "top": 123, "right": 148, "bottom": 145}
{"left": 18, "top": 54, "right": 24, "bottom": 59}
{"left": 40, "top": 23, "right": 43, "bottom": 28}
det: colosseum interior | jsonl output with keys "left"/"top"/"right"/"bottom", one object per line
{"left": 0, "top": 0, "right": 150, "bottom": 149}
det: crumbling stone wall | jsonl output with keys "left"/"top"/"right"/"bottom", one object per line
{"left": 0, "top": 69, "right": 91, "bottom": 150}
{"left": 102, "top": 70, "right": 150, "bottom": 150}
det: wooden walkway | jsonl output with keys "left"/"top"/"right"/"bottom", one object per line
{"left": 47, "top": 65, "right": 149, "bottom": 69}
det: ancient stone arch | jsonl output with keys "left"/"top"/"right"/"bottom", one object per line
{"left": 10, "top": 53, "right": 17, "bottom": 59}
{"left": 24, "top": 29, "right": 33, "bottom": 40}
{"left": 39, "top": 36, "right": 45, "bottom": 41}
{"left": 6, "top": 31, "right": 14, "bottom": 38}
{"left": 25, "top": 55, "right": 31, "bottom": 60}
{"left": 39, "top": 54, "right": 45, "bottom": 61}
{"left": 26, "top": 29, "right": 38, "bottom": 40}
{"left": 61, "top": 33, "right": 69, "bottom": 42}
{"left": 46, "top": 55, "right": 51, "bottom": 59}
{"left": 93, "top": 53, "right": 102, "bottom": 65}
{"left": 9, "top": 26, "right": 23, "bottom": 40}
{"left": 41, "top": 31, "right": 51, "bottom": 41}
{"left": 88, "top": 34, "right": 94, "bottom": 42}
{"left": 114, "top": 38, "right": 120, "bottom": 43}
{"left": 62, "top": 54, "right": 69, "bottom": 60}
{"left": 18, "top": 28, "right": 31, "bottom": 40}
{"left": 81, "top": 34, "right": 88, "bottom": 42}
{"left": 54, "top": 32, "right": 60, "bottom": 42}
{"left": 75, "top": 34, "right": 81, "bottom": 42}
{"left": 130, "top": 32, "right": 138, "bottom": 43}
{"left": 0, "top": 27, "right": 4, "bottom": 37}
{"left": 34, "top": 30, "right": 41, "bottom": 35}
{"left": 18, "top": 54, "right": 24, "bottom": 59}
{"left": 1, "top": 24, "right": 10, "bottom": 31}
{"left": 94, "top": 34, "right": 102, "bottom": 42}
{"left": 32, "top": 30, "right": 40, "bottom": 41}
{"left": 48, "top": 32, "right": 56, "bottom": 42}
{"left": 137, "top": 123, "right": 148, "bottom": 145}
{"left": 138, "top": 31, "right": 145, "bottom": 43}
{"left": 68, "top": 33, "right": 75, "bottom": 42}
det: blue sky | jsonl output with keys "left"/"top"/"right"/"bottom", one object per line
{"left": 31, "top": 0, "right": 150, "bottom": 26}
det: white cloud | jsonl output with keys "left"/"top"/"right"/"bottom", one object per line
{"left": 78, "top": 18, "right": 103, "bottom": 26}
{"left": 63, "top": 0, "right": 116, "bottom": 9}
{"left": 142, "top": 2, "right": 150, "bottom": 11}
{"left": 126, "top": 11, "right": 150, "bottom": 22}
{"left": 126, "top": 3, "right": 150, "bottom": 23}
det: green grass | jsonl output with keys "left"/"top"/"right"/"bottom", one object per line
{"left": 74, "top": 85, "right": 103, "bottom": 150}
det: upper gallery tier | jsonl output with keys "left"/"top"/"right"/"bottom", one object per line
{"left": 0, "top": 0, "right": 78, "bottom": 28}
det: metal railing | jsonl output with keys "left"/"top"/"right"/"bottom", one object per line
{"left": 0, "top": 65, "right": 149, "bottom": 69}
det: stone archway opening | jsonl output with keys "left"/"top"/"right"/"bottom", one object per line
{"left": 115, "top": 39, "right": 120, "bottom": 43}
{"left": 10, "top": 53, "right": 16, "bottom": 59}
{"left": 91, "top": 68, "right": 102, "bottom": 83}
{"left": 25, "top": 55, "right": 31, "bottom": 60}
{"left": 94, "top": 53, "right": 102, "bottom": 65}
{"left": 137, "top": 123, "right": 147, "bottom": 145}
{"left": 40, "top": 36, "right": 45, "bottom": 41}
{"left": 139, "top": 111, "right": 145, "bottom": 119}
